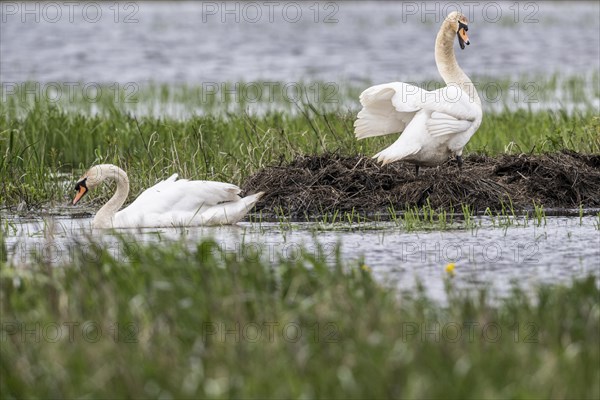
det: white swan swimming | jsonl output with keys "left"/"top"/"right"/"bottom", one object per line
{"left": 354, "top": 11, "right": 482, "bottom": 175}
{"left": 72, "top": 164, "right": 264, "bottom": 228}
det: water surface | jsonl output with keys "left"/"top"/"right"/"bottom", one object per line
{"left": 4, "top": 216, "right": 599, "bottom": 302}
{"left": 2, "top": 1, "right": 598, "bottom": 84}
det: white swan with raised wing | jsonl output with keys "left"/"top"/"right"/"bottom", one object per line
{"left": 354, "top": 12, "right": 482, "bottom": 174}
{"left": 72, "top": 164, "right": 264, "bottom": 228}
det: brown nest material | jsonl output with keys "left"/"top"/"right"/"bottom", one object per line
{"left": 242, "top": 151, "right": 600, "bottom": 217}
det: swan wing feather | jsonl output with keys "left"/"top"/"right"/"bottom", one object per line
{"left": 415, "top": 85, "right": 479, "bottom": 122}
{"left": 116, "top": 177, "right": 242, "bottom": 224}
{"left": 354, "top": 82, "right": 421, "bottom": 139}
{"left": 426, "top": 111, "right": 473, "bottom": 137}
{"left": 355, "top": 83, "right": 479, "bottom": 140}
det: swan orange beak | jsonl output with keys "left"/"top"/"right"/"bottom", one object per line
{"left": 458, "top": 23, "right": 470, "bottom": 50}
{"left": 73, "top": 179, "right": 88, "bottom": 205}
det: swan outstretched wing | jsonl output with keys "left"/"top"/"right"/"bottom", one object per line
{"left": 354, "top": 82, "right": 421, "bottom": 139}
{"left": 355, "top": 83, "right": 478, "bottom": 140}
{"left": 357, "top": 83, "right": 481, "bottom": 165}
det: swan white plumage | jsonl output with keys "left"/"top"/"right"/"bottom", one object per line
{"left": 72, "top": 164, "right": 264, "bottom": 228}
{"left": 354, "top": 11, "right": 482, "bottom": 173}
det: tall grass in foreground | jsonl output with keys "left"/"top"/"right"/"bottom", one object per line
{"left": 1, "top": 99, "right": 598, "bottom": 207}
{"left": 0, "top": 237, "right": 598, "bottom": 398}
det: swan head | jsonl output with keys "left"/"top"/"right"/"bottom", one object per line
{"left": 445, "top": 11, "right": 470, "bottom": 50}
{"left": 72, "top": 164, "right": 123, "bottom": 205}
{"left": 73, "top": 177, "right": 88, "bottom": 205}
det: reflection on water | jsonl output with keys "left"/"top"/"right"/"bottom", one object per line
{"left": 1, "top": 1, "right": 598, "bottom": 84}
{"left": 4, "top": 216, "right": 599, "bottom": 302}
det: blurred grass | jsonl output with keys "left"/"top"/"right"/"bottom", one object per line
{"left": 0, "top": 76, "right": 599, "bottom": 207}
{"left": 0, "top": 237, "right": 598, "bottom": 398}
{"left": 3, "top": 73, "right": 598, "bottom": 117}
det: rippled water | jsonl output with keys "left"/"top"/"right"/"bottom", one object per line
{"left": 1, "top": 1, "right": 598, "bottom": 84}
{"left": 4, "top": 216, "right": 599, "bottom": 301}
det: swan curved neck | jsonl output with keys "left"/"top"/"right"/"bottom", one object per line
{"left": 435, "top": 21, "right": 481, "bottom": 106}
{"left": 94, "top": 165, "right": 129, "bottom": 226}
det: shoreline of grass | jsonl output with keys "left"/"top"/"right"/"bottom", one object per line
{"left": 1, "top": 102, "right": 598, "bottom": 209}
{"left": 1, "top": 237, "right": 598, "bottom": 398}
{"left": 4, "top": 151, "right": 599, "bottom": 226}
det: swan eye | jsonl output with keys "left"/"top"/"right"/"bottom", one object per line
{"left": 74, "top": 178, "right": 87, "bottom": 192}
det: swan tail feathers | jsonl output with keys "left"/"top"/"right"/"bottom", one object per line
{"left": 373, "top": 145, "right": 420, "bottom": 166}
{"left": 242, "top": 191, "right": 265, "bottom": 206}
{"left": 199, "top": 192, "right": 264, "bottom": 226}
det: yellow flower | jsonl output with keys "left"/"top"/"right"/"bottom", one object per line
{"left": 445, "top": 263, "right": 456, "bottom": 275}
{"left": 361, "top": 264, "right": 371, "bottom": 272}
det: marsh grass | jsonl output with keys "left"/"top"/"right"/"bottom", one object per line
{"left": 290, "top": 200, "right": 600, "bottom": 233}
{"left": 3, "top": 73, "right": 597, "bottom": 118}
{"left": 1, "top": 76, "right": 598, "bottom": 208}
{"left": 0, "top": 237, "right": 598, "bottom": 399}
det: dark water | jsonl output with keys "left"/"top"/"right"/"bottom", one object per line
{"left": 1, "top": 1, "right": 599, "bottom": 84}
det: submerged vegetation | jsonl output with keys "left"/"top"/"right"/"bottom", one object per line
{"left": 1, "top": 237, "right": 599, "bottom": 399}
{"left": 1, "top": 76, "right": 598, "bottom": 212}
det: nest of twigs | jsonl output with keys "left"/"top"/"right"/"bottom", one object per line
{"left": 243, "top": 151, "right": 600, "bottom": 217}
